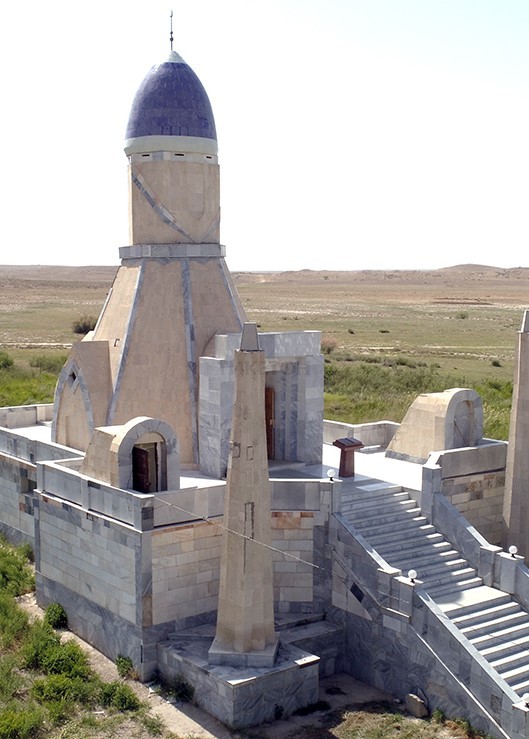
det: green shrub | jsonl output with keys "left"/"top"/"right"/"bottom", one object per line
{"left": 0, "top": 705, "right": 43, "bottom": 738}
{"left": 0, "top": 654, "right": 26, "bottom": 701}
{"left": 165, "top": 674, "right": 194, "bottom": 703}
{"left": 455, "top": 311, "right": 469, "bottom": 319}
{"left": 44, "top": 603, "right": 68, "bottom": 629}
{"left": 29, "top": 354, "right": 67, "bottom": 374}
{"left": 116, "top": 655, "right": 136, "bottom": 679}
{"left": 33, "top": 673, "right": 83, "bottom": 703}
{"left": 100, "top": 681, "right": 140, "bottom": 711}
{"left": 72, "top": 315, "right": 97, "bottom": 335}
{"left": 140, "top": 713, "right": 164, "bottom": 735}
{"left": 16, "top": 543, "right": 33, "bottom": 565}
{"left": 22, "top": 621, "right": 60, "bottom": 671}
{"left": 39, "top": 640, "right": 91, "bottom": 679}
{"left": 0, "top": 594, "right": 30, "bottom": 649}
{"left": 0, "top": 353, "right": 13, "bottom": 370}
{"left": 0, "top": 541, "right": 35, "bottom": 596}
{"left": 491, "top": 359, "right": 502, "bottom": 367}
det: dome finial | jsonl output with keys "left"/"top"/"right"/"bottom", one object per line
{"left": 169, "top": 10, "right": 174, "bottom": 51}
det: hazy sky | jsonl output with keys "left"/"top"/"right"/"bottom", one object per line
{"left": 2, "top": 1, "right": 529, "bottom": 271}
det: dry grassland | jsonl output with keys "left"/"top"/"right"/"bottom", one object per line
{"left": 0, "top": 261, "right": 526, "bottom": 383}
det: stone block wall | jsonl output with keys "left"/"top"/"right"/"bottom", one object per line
{"left": 200, "top": 331, "right": 324, "bottom": 477}
{"left": 0, "top": 453, "right": 36, "bottom": 544}
{"left": 0, "top": 404, "right": 53, "bottom": 429}
{"left": 322, "top": 419, "right": 399, "bottom": 447}
{"left": 272, "top": 512, "right": 314, "bottom": 613}
{"left": 151, "top": 521, "right": 222, "bottom": 627}
{"left": 441, "top": 471, "right": 505, "bottom": 546}
{"left": 433, "top": 442, "right": 507, "bottom": 546}
{"left": 36, "top": 495, "right": 142, "bottom": 625}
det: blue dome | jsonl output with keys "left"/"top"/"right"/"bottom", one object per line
{"left": 125, "top": 51, "right": 217, "bottom": 144}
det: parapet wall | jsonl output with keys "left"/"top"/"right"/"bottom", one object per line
{"left": 322, "top": 419, "right": 399, "bottom": 448}
{"left": 432, "top": 442, "right": 507, "bottom": 546}
{"left": 0, "top": 404, "right": 53, "bottom": 429}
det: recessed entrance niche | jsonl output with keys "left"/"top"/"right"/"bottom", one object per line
{"left": 132, "top": 433, "right": 167, "bottom": 493}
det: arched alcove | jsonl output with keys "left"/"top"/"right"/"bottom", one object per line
{"left": 110, "top": 417, "right": 180, "bottom": 491}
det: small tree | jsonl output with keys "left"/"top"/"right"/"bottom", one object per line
{"left": 72, "top": 316, "right": 97, "bottom": 335}
{"left": 0, "top": 351, "right": 13, "bottom": 369}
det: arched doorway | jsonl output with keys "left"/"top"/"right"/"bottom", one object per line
{"left": 132, "top": 433, "right": 167, "bottom": 493}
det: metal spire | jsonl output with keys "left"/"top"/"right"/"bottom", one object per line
{"left": 170, "top": 10, "right": 174, "bottom": 51}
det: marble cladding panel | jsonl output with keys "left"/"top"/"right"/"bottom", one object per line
{"left": 198, "top": 357, "right": 234, "bottom": 478}
{"left": 0, "top": 427, "right": 80, "bottom": 466}
{"left": 153, "top": 485, "right": 224, "bottom": 527}
{"left": 439, "top": 442, "right": 507, "bottom": 479}
{"left": 430, "top": 494, "right": 492, "bottom": 572}
{"left": 39, "top": 462, "right": 151, "bottom": 530}
{"left": 38, "top": 500, "right": 141, "bottom": 624}
{"left": 36, "top": 573, "right": 180, "bottom": 681}
{"left": 0, "top": 404, "right": 52, "bottom": 429}
{"left": 342, "top": 610, "right": 503, "bottom": 738}
{"left": 119, "top": 244, "right": 225, "bottom": 259}
{"left": 0, "top": 456, "right": 36, "bottom": 542}
{"left": 441, "top": 471, "right": 505, "bottom": 546}
{"left": 214, "top": 331, "right": 321, "bottom": 361}
{"left": 156, "top": 642, "right": 319, "bottom": 728}
{"left": 272, "top": 513, "right": 314, "bottom": 607}
{"left": 322, "top": 419, "right": 399, "bottom": 447}
{"left": 271, "top": 481, "right": 322, "bottom": 511}
{"left": 151, "top": 523, "right": 222, "bottom": 626}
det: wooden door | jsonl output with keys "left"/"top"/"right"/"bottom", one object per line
{"left": 132, "top": 446, "right": 151, "bottom": 493}
{"left": 265, "top": 386, "right": 275, "bottom": 459}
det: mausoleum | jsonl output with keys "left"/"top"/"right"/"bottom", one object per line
{"left": 2, "top": 41, "right": 529, "bottom": 738}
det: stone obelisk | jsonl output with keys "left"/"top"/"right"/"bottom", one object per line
{"left": 503, "top": 310, "right": 529, "bottom": 559}
{"left": 209, "top": 323, "right": 278, "bottom": 667}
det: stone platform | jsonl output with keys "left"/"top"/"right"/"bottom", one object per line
{"left": 157, "top": 625, "right": 320, "bottom": 729}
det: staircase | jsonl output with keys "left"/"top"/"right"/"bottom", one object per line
{"left": 340, "top": 480, "right": 529, "bottom": 699}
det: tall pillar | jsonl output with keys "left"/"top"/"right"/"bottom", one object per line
{"left": 503, "top": 310, "right": 529, "bottom": 559}
{"left": 209, "top": 324, "right": 278, "bottom": 667}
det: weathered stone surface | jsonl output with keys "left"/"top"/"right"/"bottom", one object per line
{"left": 406, "top": 693, "right": 429, "bottom": 718}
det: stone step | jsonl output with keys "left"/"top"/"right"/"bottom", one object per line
{"left": 375, "top": 532, "right": 445, "bottom": 558}
{"left": 422, "top": 567, "right": 478, "bottom": 589}
{"left": 510, "top": 676, "right": 529, "bottom": 696}
{"left": 480, "top": 634, "right": 529, "bottom": 662}
{"left": 452, "top": 601, "right": 521, "bottom": 629}
{"left": 441, "top": 589, "right": 512, "bottom": 619}
{"left": 351, "top": 482, "right": 403, "bottom": 496}
{"left": 491, "top": 647, "right": 529, "bottom": 675}
{"left": 471, "top": 621, "right": 529, "bottom": 651}
{"left": 345, "top": 504, "right": 421, "bottom": 527}
{"left": 353, "top": 514, "right": 427, "bottom": 538}
{"left": 341, "top": 498, "right": 416, "bottom": 518}
{"left": 408, "top": 559, "right": 468, "bottom": 583}
{"left": 395, "top": 546, "right": 460, "bottom": 571}
{"left": 341, "top": 491, "right": 410, "bottom": 513}
{"left": 460, "top": 610, "right": 529, "bottom": 640}
{"left": 501, "top": 663, "right": 529, "bottom": 689}
{"left": 426, "top": 577, "right": 483, "bottom": 599}
{"left": 370, "top": 524, "right": 439, "bottom": 548}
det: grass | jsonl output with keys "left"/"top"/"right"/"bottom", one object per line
{"left": 0, "top": 267, "right": 521, "bottom": 441}
{"left": 0, "top": 540, "right": 175, "bottom": 738}
{"left": 0, "top": 267, "right": 513, "bottom": 737}
{"left": 248, "top": 701, "right": 495, "bottom": 738}
{"left": 323, "top": 359, "right": 513, "bottom": 440}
